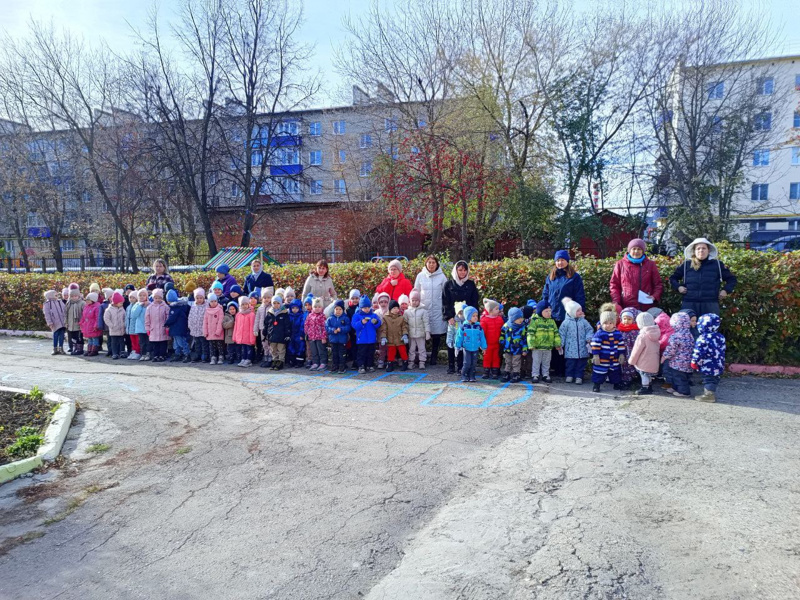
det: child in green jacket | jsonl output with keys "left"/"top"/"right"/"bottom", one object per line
{"left": 526, "top": 301, "right": 562, "bottom": 383}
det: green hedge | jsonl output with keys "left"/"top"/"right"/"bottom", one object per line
{"left": 2, "top": 246, "right": 798, "bottom": 365}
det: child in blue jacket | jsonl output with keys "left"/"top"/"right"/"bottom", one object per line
{"left": 455, "top": 306, "right": 487, "bottom": 383}
{"left": 558, "top": 297, "right": 595, "bottom": 385}
{"left": 351, "top": 295, "right": 382, "bottom": 374}
{"left": 691, "top": 313, "right": 726, "bottom": 403}
{"left": 326, "top": 300, "right": 351, "bottom": 374}
{"left": 287, "top": 299, "right": 306, "bottom": 368}
{"left": 165, "top": 289, "right": 191, "bottom": 361}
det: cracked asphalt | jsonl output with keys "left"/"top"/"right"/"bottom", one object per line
{"left": 0, "top": 336, "right": 798, "bottom": 599}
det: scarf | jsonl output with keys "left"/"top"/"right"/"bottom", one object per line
{"left": 618, "top": 322, "right": 639, "bottom": 333}
{"left": 251, "top": 264, "right": 262, "bottom": 276}
{"left": 451, "top": 262, "right": 470, "bottom": 287}
{"left": 626, "top": 253, "right": 646, "bottom": 265}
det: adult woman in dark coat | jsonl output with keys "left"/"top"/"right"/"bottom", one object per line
{"left": 542, "top": 250, "right": 586, "bottom": 377}
{"left": 442, "top": 260, "right": 480, "bottom": 324}
{"left": 669, "top": 238, "right": 736, "bottom": 316}
{"left": 145, "top": 258, "right": 174, "bottom": 291}
{"left": 244, "top": 259, "right": 275, "bottom": 296}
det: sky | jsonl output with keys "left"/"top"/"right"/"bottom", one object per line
{"left": 3, "top": 0, "right": 800, "bottom": 107}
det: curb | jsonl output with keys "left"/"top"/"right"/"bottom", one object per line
{"left": 729, "top": 364, "right": 800, "bottom": 375}
{"left": 0, "top": 330, "right": 52, "bottom": 339}
{"left": 0, "top": 386, "right": 76, "bottom": 484}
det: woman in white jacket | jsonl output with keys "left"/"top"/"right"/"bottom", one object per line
{"left": 413, "top": 255, "right": 448, "bottom": 365}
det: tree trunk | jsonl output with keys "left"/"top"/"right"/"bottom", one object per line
{"left": 240, "top": 209, "right": 254, "bottom": 247}
{"left": 50, "top": 236, "right": 64, "bottom": 272}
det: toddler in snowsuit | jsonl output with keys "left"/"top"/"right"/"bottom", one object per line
{"left": 267, "top": 295, "right": 291, "bottom": 370}
{"left": 287, "top": 299, "right": 307, "bottom": 368}
{"left": 255, "top": 288, "right": 274, "bottom": 367}
{"left": 145, "top": 288, "right": 170, "bottom": 362}
{"left": 526, "top": 300, "right": 562, "bottom": 384}
{"left": 379, "top": 300, "right": 409, "bottom": 372}
{"left": 446, "top": 302, "right": 466, "bottom": 375}
{"left": 618, "top": 307, "right": 640, "bottom": 389}
{"left": 104, "top": 292, "right": 128, "bottom": 359}
{"left": 165, "top": 289, "right": 191, "bottom": 362}
{"left": 480, "top": 299, "right": 504, "bottom": 380}
{"left": 691, "top": 313, "right": 726, "bottom": 403}
{"left": 223, "top": 302, "right": 239, "bottom": 364}
{"left": 558, "top": 298, "right": 594, "bottom": 384}
{"left": 403, "top": 289, "right": 430, "bottom": 369}
{"left": 455, "top": 306, "right": 487, "bottom": 383}
{"left": 80, "top": 292, "right": 103, "bottom": 357}
{"left": 352, "top": 295, "right": 382, "bottom": 373}
{"left": 628, "top": 312, "right": 660, "bottom": 395}
{"left": 499, "top": 307, "right": 528, "bottom": 383}
{"left": 326, "top": 300, "right": 351, "bottom": 374}
{"left": 188, "top": 288, "right": 209, "bottom": 362}
{"left": 233, "top": 296, "right": 256, "bottom": 367}
{"left": 591, "top": 310, "right": 627, "bottom": 392}
{"left": 661, "top": 312, "right": 694, "bottom": 397}
{"left": 66, "top": 288, "right": 86, "bottom": 355}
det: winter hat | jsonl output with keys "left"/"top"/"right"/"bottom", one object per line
{"left": 273, "top": 294, "right": 284, "bottom": 305}
{"left": 166, "top": 289, "right": 178, "bottom": 303}
{"left": 230, "top": 285, "right": 243, "bottom": 296}
{"left": 260, "top": 288, "right": 272, "bottom": 299}
{"left": 275, "top": 287, "right": 285, "bottom": 297}
{"left": 101, "top": 287, "right": 114, "bottom": 299}
{"left": 112, "top": 292, "right": 125, "bottom": 304}
{"left": 249, "top": 291, "right": 259, "bottom": 299}
{"left": 312, "top": 297, "right": 324, "bottom": 309}
{"left": 228, "top": 302, "right": 238, "bottom": 313}
{"left": 522, "top": 305, "right": 534, "bottom": 320}
{"left": 89, "top": 282, "right": 101, "bottom": 293}
{"left": 636, "top": 312, "right": 655, "bottom": 328}
{"left": 561, "top": 297, "right": 581, "bottom": 319}
{"left": 208, "top": 293, "right": 218, "bottom": 302}
{"left": 647, "top": 307, "right": 664, "bottom": 318}
{"left": 194, "top": 287, "right": 206, "bottom": 298}
{"left": 554, "top": 250, "right": 570, "bottom": 263}
{"left": 216, "top": 264, "right": 230, "bottom": 275}
{"left": 152, "top": 288, "right": 164, "bottom": 298}
{"left": 164, "top": 281, "right": 175, "bottom": 292}
{"left": 600, "top": 310, "right": 617, "bottom": 325}
{"left": 86, "top": 292, "right": 99, "bottom": 303}
{"left": 333, "top": 299, "right": 346, "bottom": 311}
{"left": 388, "top": 300, "right": 400, "bottom": 311}
{"left": 128, "top": 291, "right": 138, "bottom": 302}
{"left": 124, "top": 283, "right": 136, "bottom": 291}
{"left": 359, "top": 295, "right": 372, "bottom": 309}
{"left": 284, "top": 286, "right": 296, "bottom": 299}
{"left": 376, "top": 292, "right": 390, "bottom": 304}
{"left": 387, "top": 259, "right": 403, "bottom": 273}
{"left": 398, "top": 294, "right": 410, "bottom": 306}
{"left": 535, "top": 300, "right": 550, "bottom": 316}
{"left": 508, "top": 307, "right": 523, "bottom": 323}
{"left": 69, "top": 282, "right": 80, "bottom": 290}
{"left": 483, "top": 298, "right": 500, "bottom": 313}
{"left": 348, "top": 289, "right": 361, "bottom": 300}
{"left": 44, "top": 290, "right": 57, "bottom": 300}
{"left": 463, "top": 306, "right": 478, "bottom": 323}
{"left": 239, "top": 296, "right": 249, "bottom": 309}
{"left": 210, "top": 281, "right": 224, "bottom": 291}
{"left": 304, "top": 294, "right": 314, "bottom": 306}
{"left": 678, "top": 308, "right": 697, "bottom": 319}
{"left": 409, "top": 289, "right": 421, "bottom": 302}
{"left": 61, "top": 287, "right": 70, "bottom": 298}
{"left": 627, "top": 238, "right": 646, "bottom": 253}
{"left": 620, "top": 307, "right": 638, "bottom": 320}
{"left": 454, "top": 301, "right": 466, "bottom": 316}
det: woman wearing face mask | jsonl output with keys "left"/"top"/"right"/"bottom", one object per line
{"left": 609, "top": 239, "right": 663, "bottom": 314}
{"left": 669, "top": 238, "right": 737, "bottom": 316}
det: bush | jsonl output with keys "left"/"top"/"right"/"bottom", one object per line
{"left": 1, "top": 246, "right": 798, "bottom": 365}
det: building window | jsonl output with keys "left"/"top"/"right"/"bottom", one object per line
{"left": 385, "top": 118, "right": 397, "bottom": 132}
{"left": 231, "top": 182, "right": 241, "bottom": 197}
{"left": 754, "top": 112, "right": 772, "bottom": 131}
{"left": 794, "top": 112, "right": 800, "bottom": 128}
{"left": 796, "top": 74, "right": 800, "bottom": 90}
{"left": 753, "top": 149, "right": 770, "bottom": 166}
{"left": 208, "top": 171, "right": 218, "bottom": 185}
{"left": 708, "top": 115, "right": 723, "bottom": 133}
{"left": 309, "top": 150, "right": 322, "bottom": 166}
{"left": 281, "top": 179, "right": 300, "bottom": 194}
{"left": 309, "top": 121, "right": 321, "bottom": 136}
{"left": 81, "top": 191, "right": 91, "bottom": 203}
{"left": 793, "top": 147, "right": 800, "bottom": 166}
{"left": 3, "top": 240, "right": 14, "bottom": 253}
{"left": 749, "top": 220, "right": 767, "bottom": 232}
{"left": 338, "top": 150, "right": 347, "bottom": 163}
{"left": 707, "top": 81, "right": 724, "bottom": 99}
{"left": 790, "top": 183, "right": 800, "bottom": 200}
{"left": 360, "top": 161, "right": 372, "bottom": 177}
{"left": 335, "top": 179, "right": 346, "bottom": 194}
{"left": 251, "top": 151, "right": 263, "bottom": 167}
{"left": 310, "top": 180, "right": 322, "bottom": 195}
{"left": 333, "top": 120, "right": 346, "bottom": 135}
{"left": 751, "top": 183, "right": 769, "bottom": 201}
{"left": 360, "top": 134, "right": 372, "bottom": 148}
{"left": 61, "top": 239, "right": 75, "bottom": 251}
{"left": 276, "top": 121, "right": 298, "bottom": 135}
{"left": 758, "top": 77, "right": 774, "bottom": 95}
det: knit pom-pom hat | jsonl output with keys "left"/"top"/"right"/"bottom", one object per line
{"left": 359, "top": 295, "right": 372, "bottom": 309}
{"left": 112, "top": 292, "right": 125, "bottom": 304}
{"left": 304, "top": 294, "right": 314, "bottom": 306}
{"left": 561, "top": 297, "right": 581, "bottom": 319}
{"left": 483, "top": 298, "right": 500, "bottom": 312}
{"left": 508, "top": 307, "right": 523, "bottom": 323}
{"left": 312, "top": 297, "right": 324, "bottom": 309}
{"left": 636, "top": 312, "right": 655, "bottom": 328}
{"left": 166, "top": 290, "right": 178, "bottom": 303}
{"left": 69, "top": 282, "right": 80, "bottom": 290}
{"left": 600, "top": 310, "right": 617, "bottom": 325}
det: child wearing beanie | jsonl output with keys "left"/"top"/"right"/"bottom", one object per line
{"left": 455, "top": 306, "right": 487, "bottom": 383}
{"left": 352, "top": 295, "right": 382, "bottom": 373}
{"left": 125, "top": 291, "right": 141, "bottom": 359}
{"left": 98, "top": 287, "right": 114, "bottom": 356}
{"left": 628, "top": 312, "right": 660, "bottom": 395}
{"left": 165, "top": 289, "right": 191, "bottom": 362}
{"left": 558, "top": 297, "right": 594, "bottom": 384}
{"left": 145, "top": 289, "right": 170, "bottom": 362}
{"left": 65, "top": 288, "right": 86, "bottom": 355}
{"left": 500, "top": 307, "right": 528, "bottom": 383}
{"left": 223, "top": 301, "right": 239, "bottom": 364}
{"left": 398, "top": 294, "right": 410, "bottom": 314}
{"left": 480, "top": 298, "right": 504, "bottom": 380}
{"left": 373, "top": 292, "right": 392, "bottom": 368}
{"left": 526, "top": 300, "right": 562, "bottom": 384}
{"left": 591, "top": 310, "right": 627, "bottom": 392}
{"left": 104, "top": 292, "right": 127, "bottom": 359}
{"left": 188, "top": 288, "right": 209, "bottom": 362}
{"left": 305, "top": 297, "right": 328, "bottom": 370}
{"left": 204, "top": 293, "right": 226, "bottom": 365}
{"left": 132, "top": 289, "right": 150, "bottom": 361}
{"left": 326, "top": 299, "right": 351, "bottom": 373}
{"left": 404, "top": 289, "right": 430, "bottom": 369}
{"left": 446, "top": 302, "right": 466, "bottom": 375}
{"left": 379, "top": 300, "right": 409, "bottom": 372}
{"left": 618, "top": 307, "right": 640, "bottom": 389}
{"left": 345, "top": 290, "right": 361, "bottom": 369}
{"left": 80, "top": 292, "right": 103, "bottom": 357}
{"left": 267, "top": 294, "right": 291, "bottom": 370}
{"left": 234, "top": 296, "right": 256, "bottom": 367}
{"left": 43, "top": 290, "right": 67, "bottom": 355}
{"left": 256, "top": 288, "right": 274, "bottom": 368}
{"left": 287, "top": 299, "right": 307, "bottom": 368}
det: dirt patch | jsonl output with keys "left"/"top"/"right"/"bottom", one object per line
{"left": 0, "top": 389, "right": 52, "bottom": 466}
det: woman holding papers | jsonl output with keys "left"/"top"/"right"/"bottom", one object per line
{"left": 609, "top": 239, "right": 664, "bottom": 314}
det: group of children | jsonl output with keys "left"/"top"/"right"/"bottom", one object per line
{"left": 42, "top": 281, "right": 726, "bottom": 401}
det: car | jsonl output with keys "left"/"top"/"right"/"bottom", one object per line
{"left": 753, "top": 235, "right": 800, "bottom": 253}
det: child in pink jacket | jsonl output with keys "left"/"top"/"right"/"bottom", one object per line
{"left": 233, "top": 296, "right": 256, "bottom": 367}
{"left": 629, "top": 312, "right": 661, "bottom": 396}
{"left": 304, "top": 297, "right": 328, "bottom": 370}
{"left": 145, "top": 288, "right": 170, "bottom": 362}
{"left": 43, "top": 289, "right": 67, "bottom": 355}
{"left": 203, "top": 293, "right": 226, "bottom": 365}
{"left": 80, "top": 292, "right": 103, "bottom": 357}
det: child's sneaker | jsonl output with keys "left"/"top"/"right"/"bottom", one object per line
{"left": 386, "top": 362, "right": 394, "bottom": 373}
{"left": 358, "top": 367, "right": 366, "bottom": 374}
{"left": 447, "top": 366, "right": 455, "bottom": 374}
{"left": 318, "top": 364, "right": 327, "bottom": 371}
{"left": 592, "top": 383, "right": 601, "bottom": 392}
{"left": 500, "top": 371, "right": 511, "bottom": 383}
{"left": 461, "top": 376, "right": 469, "bottom": 383}
{"left": 310, "top": 364, "right": 319, "bottom": 371}
{"left": 338, "top": 367, "right": 346, "bottom": 374}
{"left": 542, "top": 376, "right": 552, "bottom": 384}
{"left": 210, "top": 357, "right": 217, "bottom": 365}
{"left": 408, "top": 362, "right": 416, "bottom": 370}
{"left": 532, "top": 376, "right": 541, "bottom": 384}
{"left": 469, "top": 376, "right": 477, "bottom": 382}
{"left": 510, "top": 373, "right": 521, "bottom": 384}
{"left": 481, "top": 370, "right": 491, "bottom": 379}
{"left": 575, "top": 378, "right": 583, "bottom": 385}
{"left": 419, "top": 363, "right": 426, "bottom": 370}
{"left": 636, "top": 385, "right": 653, "bottom": 395}
{"left": 695, "top": 390, "right": 716, "bottom": 403}
{"left": 367, "top": 366, "right": 376, "bottom": 372}
{"left": 377, "top": 360, "right": 385, "bottom": 369}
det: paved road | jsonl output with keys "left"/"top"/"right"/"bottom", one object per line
{"left": 0, "top": 336, "right": 798, "bottom": 599}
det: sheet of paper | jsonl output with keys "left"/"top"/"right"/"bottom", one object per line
{"left": 638, "top": 290, "right": 654, "bottom": 304}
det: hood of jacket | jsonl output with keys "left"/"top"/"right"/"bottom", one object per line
{"left": 640, "top": 325, "right": 661, "bottom": 342}
{"left": 697, "top": 313, "right": 721, "bottom": 334}
{"left": 670, "top": 312, "right": 691, "bottom": 331}
{"left": 684, "top": 237, "right": 719, "bottom": 261}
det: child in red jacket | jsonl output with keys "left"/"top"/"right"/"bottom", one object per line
{"left": 480, "top": 298, "right": 504, "bottom": 379}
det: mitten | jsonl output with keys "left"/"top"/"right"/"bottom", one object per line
{"left": 401, "top": 335, "right": 408, "bottom": 344}
{"left": 592, "top": 355, "right": 600, "bottom": 366}
{"left": 381, "top": 337, "right": 387, "bottom": 346}
{"left": 691, "top": 362, "right": 698, "bottom": 370}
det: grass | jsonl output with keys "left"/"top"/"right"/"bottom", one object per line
{"left": 175, "top": 446, "right": 192, "bottom": 455}
{"left": 87, "top": 443, "right": 110, "bottom": 453}
{"left": 43, "top": 481, "right": 119, "bottom": 526}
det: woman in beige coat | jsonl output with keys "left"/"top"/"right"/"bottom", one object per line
{"left": 302, "top": 260, "right": 337, "bottom": 306}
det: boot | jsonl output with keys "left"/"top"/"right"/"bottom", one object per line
{"left": 401, "top": 361, "right": 408, "bottom": 372}
{"left": 492, "top": 368, "right": 501, "bottom": 380}
{"left": 51, "top": 348, "right": 59, "bottom": 355}
{"left": 386, "top": 362, "right": 394, "bottom": 373}
{"left": 500, "top": 371, "right": 511, "bottom": 383}
{"left": 695, "top": 390, "right": 716, "bottom": 403}
{"left": 276, "top": 360, "right": 284, "bottom": 370}
{"left": 592, "top": 383, "right": 601, "bottom": 392}
{"left": 511, "top": 372, "right": 521, "bottom": 384}
{"left": 447, "top": 361, "right": 455, "bottom": 374}
{"left": 481, "top": 368, "right": 491, "bottom": 380}
{"left": 636, "top": 385, "right": 653, "bottom": 395}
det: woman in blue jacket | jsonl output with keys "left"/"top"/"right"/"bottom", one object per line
{"left": 669, "top": 238, "right": 736, "bottom": 317}
{"left": 541, "top": 250, "right": 586, "bottom": 376}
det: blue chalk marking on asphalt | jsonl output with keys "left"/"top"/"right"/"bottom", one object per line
{"left": 243, "top": 371, "right": 533, "bottom": 408}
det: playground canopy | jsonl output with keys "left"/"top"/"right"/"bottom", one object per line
{"left": 202, "top": 247, "right": 280, "bottom": 271}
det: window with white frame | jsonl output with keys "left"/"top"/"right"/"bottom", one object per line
{"left": 360, "top": 133, "right": 372, "bottom": 148}
{"left": 338, "top": 150, "right": 347, "bottom": 163}
{"left": 281, "top": 179, "right": 300, "bottom": 194}
{"left": 751, "top": 183, "right": 769, "bottom": 201}
{"left": 61, "top": 239, "right": 75, "bottom": 251}
{"left": 3, "top": 240, "right": 14, "bottom": 253}
{"left": 231, "top": 182, "right": 241, "bottom": 197}
{"left": 707, "top": 81, "right": 724, "bottom": 99}
{"left": 385, "top": 118, "right": 397, "bottom": 132}
{"left": 792, "top": 147, "right": 800, "bottom": 165}
{"left": 335, "top": 179, "right": 346, "bottom": 194}
{"left": 360, "top": 161, "right": 372, "bottom": 177}
{"left": 790, "top": 183, "right": 800, "bottom": 200}
{"left": 754, "top": 112, "right": 772, "bottom": 130}
{"left": 749, "top": 220, "right": 766, "bottom": 231}
{"left": 758, "top": 77, "right": 774, "bottom": 95}
{"left": 309, "top": 121, "right": 321, "bottom": 136}
{"left": 273, "top": 149, "right": 300, "bottom": 165}
{"left": 26, "top": 212, "right": 43, "bottom": 227}
{"left": 753, "top": 149, "right": 770, "bottom": 166}
{"left": 276, "top": 121, "right": 298, "bottom": 136}
{"left": 251, "top": 150, "right": 263, "bottom": 167}
{"left": 310, "top": 180, "right": 323, "bottom": 195}
{"left": 309, "top": 150, "right": 322, "bottom": 166}
{"left": 333, "top": 120, "right": 346, "bottom": 135}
